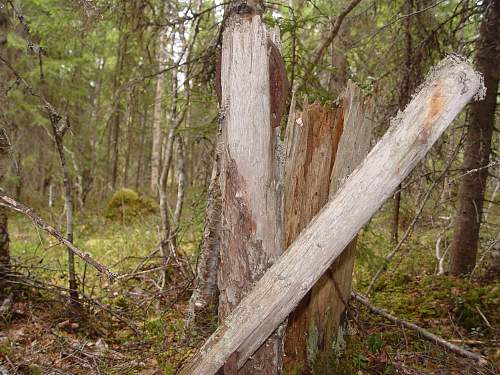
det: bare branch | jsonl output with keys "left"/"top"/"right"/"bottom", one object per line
{"left": 0, "top": 192, "right": 115, "bottom": 280}
{"left": 352, "top": 290, "right": 488, "bottom": 365}
{"left": 298, "top": 0, "right": 364, "bottom": 92}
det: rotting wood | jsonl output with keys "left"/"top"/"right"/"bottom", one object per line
{"left": 307, "top": 81, "right": 374, "bottom": 366}
{"left": 283, "top": 82, "right": 373, "bottom": 370}
{"left": 283, "top": 100, "right": 343, "bottom": 370}
{"left": 179, "top": 56, "right": 483, "bottom": 375}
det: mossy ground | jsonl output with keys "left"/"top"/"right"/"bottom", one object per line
{"left": 1, "top": 197, "right": 498, "bottom": 374}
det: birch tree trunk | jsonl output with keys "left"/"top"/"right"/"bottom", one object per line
{"left": 217, "top": 13, "right": 283, "bottom": 374}
{"left": 179, "top": 56, "right": 483, "bottom": 375}
{"left": 171, "top": 136, "right": 186, "bottom": 253}
{"left": 158, "top": 55, "right": 178, "bottom": 287}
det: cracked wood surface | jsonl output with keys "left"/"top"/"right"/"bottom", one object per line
{"left": 216, "top": 14, "right": 283, "bottom": 374}
{"left": 180, "top": 55, "right": 483, "bottom": 375}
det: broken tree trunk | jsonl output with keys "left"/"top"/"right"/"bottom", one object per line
{"left": 179, "top": 56, "right": 483, "bottom": 375}
{"left": 283, "top": 82, "right": 373, "bottom": 371}
{"left": 282, "top": 100, "right": 343, "bottom": 372}
{"left": 306, "top": 83, "right": 373, "bottom": 367}
{"left": 216, "top": 12, "right": 283, "bottom": 375}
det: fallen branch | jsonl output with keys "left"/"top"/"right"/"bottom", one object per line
{"left": 0, "top": 192, "right": 115, "bottom": 280}
{"left": 352, "top": 290, "right": 488, "bottom": 365}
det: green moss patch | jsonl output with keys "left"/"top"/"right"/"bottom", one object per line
{"left": 104, "top": 189, "right": 156, "bottom": 222}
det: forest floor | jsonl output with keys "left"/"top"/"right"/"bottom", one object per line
{"left": 0, "top": 197, "right": 498, "bottom": 375}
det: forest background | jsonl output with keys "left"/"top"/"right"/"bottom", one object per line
{"left": 0, "top": 0, "right": 498, "bottom": 374}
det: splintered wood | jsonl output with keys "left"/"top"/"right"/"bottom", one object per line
{"left": 283, "top": 82, "right": 374, "bottom": 370}
{"left": 216, "top": 14, "right": 283, "bottom": 375}
{"left": 180, "top": 57, "right": 483, "bottom": 375}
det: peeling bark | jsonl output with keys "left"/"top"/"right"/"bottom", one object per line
{"left": 217, "top": 14, "right": 284, "bottom": 374}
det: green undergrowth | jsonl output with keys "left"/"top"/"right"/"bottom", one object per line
{"left": 5, "top": 188, "right": 498, "bottom": 374}
{"left": 8, "top": 185, "right": 206, "bottom": 297}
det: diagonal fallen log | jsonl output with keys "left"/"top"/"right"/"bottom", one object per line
{"left": 179, "top": 55, "right": 484, "bottom": 375}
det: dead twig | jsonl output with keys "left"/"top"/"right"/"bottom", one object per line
{"left": 0, "top": 192, "right": 115, "bottom": 280}
{"left": 352, "top": 290, "right": 488, "bottom": 365}
{"left": 366, "top": 138, "right": 462, "bottom": 294}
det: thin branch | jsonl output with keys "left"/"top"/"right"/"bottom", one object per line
{"left": 366, "top": 138, "right": 462, "bottom": 294}
{"left": 350, "top": 0, "right": 450, "bottom": 48}
{"left": 0, "top": 54, "right": 65, "bottom": 132}
{"left": 0, "top": 192, "right": 115, "bottom": 280}
{"left": 352, "top": 290, "right": 488, "bottom": 365}
{"left": 298, "top": 0, "right": 364, "bottom": 92}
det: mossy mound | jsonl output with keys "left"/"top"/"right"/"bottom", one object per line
{"left": 105, "top": 189, "right": 156, "bottom": 222}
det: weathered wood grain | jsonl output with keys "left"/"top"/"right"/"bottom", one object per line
{"left": 283, "top": 82, "right": 373, "bottom": 370}
{"left": 217, "top": 14, "right": 283, "bottom": 374}
{"left": 282, "top": 100, "right": 344, "bottom": 369}
{"left": 307, "top": 82, "right": 374, "bottom": 367}
{"left": 180, "top": 56, "right": 483, "bottom": 375}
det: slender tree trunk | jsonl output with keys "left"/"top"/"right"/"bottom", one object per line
{"left": 172, "top": 136, "right": 186, "bottom": 251}
{"left": 123, "top": 94, "right": 133, "bottom": 187}
{"left": 0, "top": 9, "right": 10, "bottom": 279}
{"left": 0, "top": 129, "right": 10, "bottom": 281}
{"left": 158, "top": 33, "right": 181, "bottom": 286}
{"left": 53, "top": 131, "right": 78, "bottom": 303}
{"left": 109, "top": 22, "right": 128, "bottom": 190}
{"left": 135, "top": 108, "right": 148, "bottom": 192}
{"left": 450, "top": 0, "right": 499, "bottom": 275}
{"left": 187, "top": 141, "right": 222, "bottom": 324}
{"left": 110, "top": 103, "right": 121, "bottom": 189}
{"left": 151, "top": 20, "right": 168, "bottom": 195}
